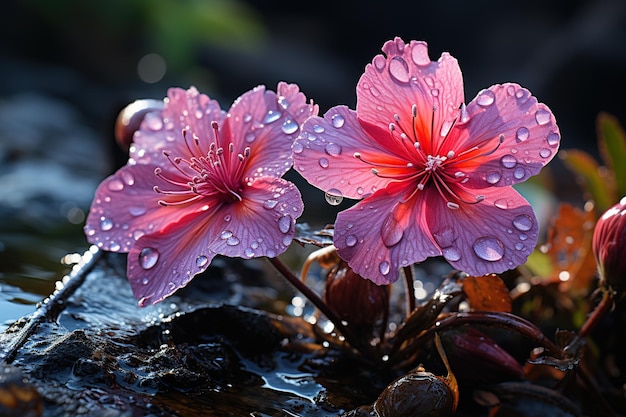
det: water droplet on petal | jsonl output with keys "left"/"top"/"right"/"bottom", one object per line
{"left": 243, "top": 113, "right": 252, "bottom": 123}
{"left": 331, "top": 114, "right": 345, "bottom": 128}
{"left": 485, "top": 171, "right": 502, "bottom": 184}
{"left": 109, "top": 242, "right": 121, "bottom": 251}
{"left": 433, "top": 227, "right": 455, "bottom": 248}
{"left": 251, "top": 241, "right": 259, "bottom": 250}
{"left": 381, "top": 214, "right": 404, "bottom": 247}
{"left": 133, "top": 229, "right": 145, "bottom": 240}
{"left": 263, "top": 199, "right": 279, "bottom": 210}
{"left": 278, "top": 215, "right": 292, "bottom": 234}
{"left": 245, "top": 132, "right": 256, "bottom": 143}
{"left": 514, "top": 242, "right": 525, "bottom": 251}
{"left": 281, "top": 119, "right": 298, "bottom": 135}
{"left": 325, "top": 143, "right": 342, "bottom": 156}
{"left": 547, "top": 132, "right": 560, "bottom": 147}
{"left": 139, "top": 247, "right": 160, "bottom": 269}
{"left": 539, "top": 148, "right": 552, "bottom": 158}
{"left": 477, "top": 90, "right": 495, "bottom": 106}
{"left": 379, "top": 261, "right": 391, "bottom": 275}
{"left": 494, "top": 199, "right": 509, "bottom": 209}
{"left": 108, "top": 178, "right": 124, "bottom": 191}
{"left": 473, "top": 237, "right": 504, "bottom": 262}
{"left": 282, "top": 236, "right": 292, "bottom": 246}
{"left": 388, "top": 57, "right": 410, "bottom": 83}
{"left": 325, "top": 189, "right": 343, "bottom": 206}
{"left": 145, "top": 113, "right": 163, "bottom": 131}
{"left": 513, "top": 167, "right": 525, "bottom": 180}
{"left": 516, "top": 127, "right": 529, "bottom": 142}
{"left": 411, "top": 42, "right": 430, "bottom": 66}
{"left": 318, "top": 158, "right": 329, "bottom": 168}
{"left": 442, "top": 247, "right": 461, "bottom": 262}
{"left": 292, "top": 141, "right": 304, "bottom": 154}
{"left": 264, "top": 109, "right": 281, "bottom": 124}
{"left": 129, "top": 206, "right": 146, "bottom": 216}
{"left": 356, "top": 187, "right": 364, "bottom": 196}
{"left": 224, "top": 214, "right": 231, "bottom": 222}
{"left": 374, "top": 55, "right": 386, "bottom": 71}
{"left": 535, "top": 108, "right": 551, "bottom": 125}
{"left": 100, "top": 217, "right": 113, "bottom": 231}
{"left": 220, "top": 230, "right": 233, "bottom": 240}
{"left": 142, "top": 277, "right": 149, "bottom": 285}
{"left": 345, "top": 235, "right": 357, "bottom": 247}
{"left": 313, "top": 124, "right": 325, "bottom": 133}
{"left": 196, "top": 255, "right": 209, "bottom": 268}
{"left": 519, "top": 233, "right": 528, "bottom": 241}
{"left": 500, "top": 154, "right": 517, "bottom": 168}
{"left": 513, "top": 214, "right": 533, "bottom": 231}
{"left": 227, "top": 236, "right": 240, "bottom": 246}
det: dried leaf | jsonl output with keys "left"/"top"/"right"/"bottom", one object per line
{"left": 462, "top": 274, "right": 512, "bottom": 313}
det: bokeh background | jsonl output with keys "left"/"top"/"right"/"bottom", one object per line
{"left": 1, "top": 0, "right": 625, "bottom": 328}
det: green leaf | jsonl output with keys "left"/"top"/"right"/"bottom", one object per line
{"left": 597, "top": 112, "right": 626, "bottom": 198}
{"left": 559, "top": 149, "right": 616, "bottom": 213}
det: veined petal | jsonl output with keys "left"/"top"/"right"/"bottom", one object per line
{"left": 130, "top": 87, "right": 226, "bottom": 164}
{"left": 357, "top": 37, "right": 464, "bottom": 156}
{"left": 424, "top": 187, "right": 538, "bottom": 276}
{"left": 84, "top": 163, "right": 212, "bottom": 253}
{"left": 222, "top": 83, "right": 318, "bottom": 180}
{"left": 293, "top": 106, "right": 404, "bottom": 199}
{"left": 333, "top": 183, "right": 440, "bottom": 285}
{"left": 450, "top": 83, "right": 560, "bottom": 189}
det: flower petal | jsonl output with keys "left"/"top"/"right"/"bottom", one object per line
{"left": 293, "top": 106, "right": 402, "bottom": 199}
{"left": 129, "top": 87, "right": 226, "bottom": 164}
{"left": 357, "top": 37, "right": 464, "bottom": 156}
{"left": 127, "top": 176, "right": 303, "bottom": 306}
{"left": 333, "top": 183, "right": 440, "bottom": 285}
{"left": 450, "top": 83, "right": 560, "bottom": 189}
{"left": 425, "top": 187, "right": 538, "bottom": 276}
{"left": 84, "top": 164, "right": 211, "bottom": 252}
{"left": 222, "top": 83, "right": 318, "bottom": 180}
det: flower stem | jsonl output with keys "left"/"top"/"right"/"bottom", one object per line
{"left": 402, "top": 265, "right": 416, "bottom": 315}
{"left": 267, "top": 256, "right": 365, "bottom": 354}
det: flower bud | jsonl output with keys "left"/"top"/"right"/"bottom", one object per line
{"left": 324, "top": 260, "right": 389, "bottom": 328}
{"left": 592, "top": 197, "right": 626, "bottom": 290}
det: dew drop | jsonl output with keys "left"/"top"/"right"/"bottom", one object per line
{"left": 325, "top": 189, "right": 343, "bottom": 206}
{"left": 331, "top": 114, "right": 345, "bottom": 128}
{"left": 500, "top": 154, "right": 517, "bottom": 168}
{"left": 547, "top": 132, "right": 560, "bottom": 147}
{"left": 318, "top": 158, "right": 329, "bottom": 168}
{"left": 292, "top": 141, "right": 304, "bottom": 154}
{"left": 108, "top": 178, "right": 124, "bottom": 191}
{"left": 251, "top": 241, "right": 259, "bottom": 250}
{"left": 278, "top": 215, "right": 292, "bottom": 234}
{"left": 245, "top": 132, "right": 256, "bottom": 143}
{"left": 282, "top": 236, "right": 292, "bottom": 246}
{"left": 345, "top": 235, "right": 358, "bottom": 247}
{"left": 195, "top": 109, "right": 203, "bottom": 119}
{"left": 388, "top": 57, "right": 410, "bottom": 83}
{"left": 121, "top": 171, "right": 134, "bottom": 186}
{"left": 264, "top": 109, "right": 281, "bottom": 124}
{"left": 281, "top": 119, "right": 298, "bottom": 135}
{"left": 473, "top": 237, "right": 504, "bottom": 262}
{"left": 220, "top": 230, "right": 233, "bottom": 240}
{"left": 485, "top": 171, "right": 502, "bottom": 184}
{"left": 325, "top": 143, "right": 342, "bottom": 156}
{"left": 373, "top": 55, "right": 386, "bottom": 71}
{"left": 411, "top": 42, "right": 430, "bottom": 66}
{"left": 224, "top": 214, "right": 231, "bottom": 222}
{"left": 139, "top": 247, "right": 159, "bottom": 269}
{"left": 535, "top": 108, "right": 551, "bottom": 125}
{"left": 133, "top": 229, "right": 145, "bottom": 240}
{"left": 433, "top": 227, "right": 455, "bottom": 248}
{"left": 381, "top": 214, "right": 404, "bottom": 247}
{"left": 379, "top": 261, "right": 391, "bottom": 276}
{"left": 431, "top": 88, "right": 439, "bottom": 97}
{"left": 356, "top": 186, "right": 364, "bottom": 196}
{"left": 494, "top": 199, "right": 509, "bottom": 209}
{"left": 196, "top": 255, "right": 209, "bottom": 268}
{"left": 514, "top": 242, "right": 525, "bottom": 251}
{"left": 243, "top": 113, "right": 252, "bottom": 123}
{"left": 313, "top": 124, "right": 325, "bottom": 133}
{"left": 519, "top": 233, "right": 528, "bottom": 241}
{"left": 129, "top": 206, "right": 146, "bottom": 216}
{"left": 513, "top": 214, "right": 533, "bottom": 231}
{"left": 370, "top": 86, "right": 380, "bottom": 97}
{"left": 100, "top": 217, "right": 113, "bottom": 231}
{"left": 539, "top": 148, "right": 552, "bottom": 158}
{"left": 513, "top": 167, "right": 525, "bottom": 180}
{"left": 145, "top": 113, "right": 163, "bottom": 131}
{"left": 516, "top": 127, "right": 530, "bottom": 142}
{"left": 263, "top": 199, "right": 279, "bottom": 209}
{"left": 442, "top": 247, "right": 461, "bottom": 262}
{"left": 227, "top": 236, "right": 240, "bottom": 246}
{"left": 477, "top": 90, "right": 495, "bottom": 106}
{"left": 109, "top": 242, "right": 121, "bottom": 251}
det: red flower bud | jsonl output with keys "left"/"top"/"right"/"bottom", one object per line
{"left": 324, "top": 260, "right": 389, "bottom": 328}
{"left": 592, "top": 197, "right": 626, "bottom": 290}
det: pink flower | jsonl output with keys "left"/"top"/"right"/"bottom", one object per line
{"left": 592, "top": 197, "right": 626, "bottom": 290}
{"left": 292, "top": 38, "right": 560, "bottom": 285}
{"left": 85, "top": 83, "right": 318, "bottom": 306}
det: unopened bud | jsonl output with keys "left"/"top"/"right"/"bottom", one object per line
{"left": 592, "top": 197, "right": 626, "bottom": 290}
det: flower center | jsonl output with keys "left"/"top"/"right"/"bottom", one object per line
{"left": 153, "top": 121, "right": 251, "bottom": 207}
